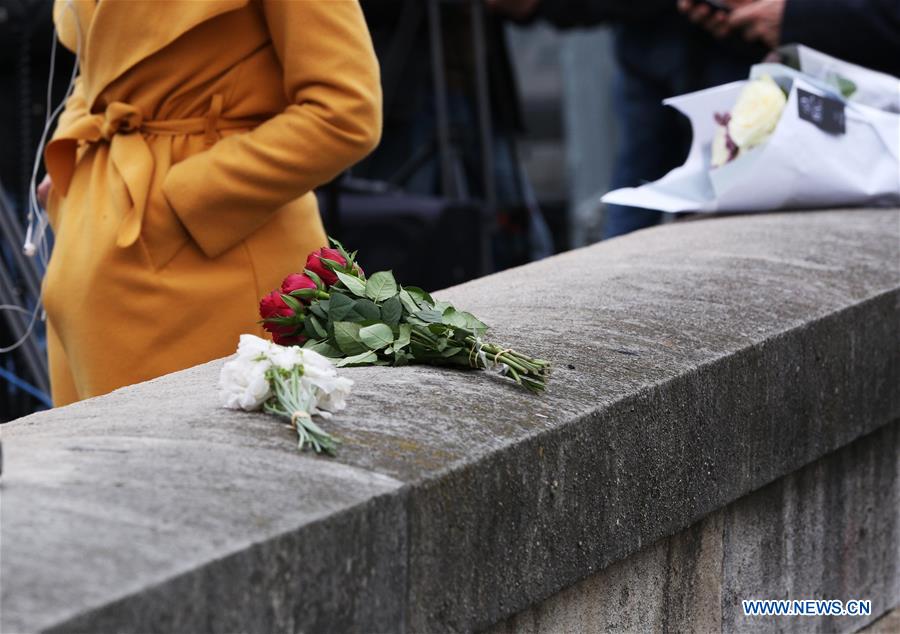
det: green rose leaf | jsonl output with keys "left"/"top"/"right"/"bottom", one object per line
{"left": 327, "top": 292, "right": 356, "bottom": 321}
{"left": 836, "top": 75, "right": 857, "bottom": 99}
{"left": 358, "top": 323, "right": 394, "bottom": 350}
{"left": 320, "top": 258, "right": 345, "bottom": 273}
{"left": 365, "top": 271, "right": 398, "bottom": 302}
{"left": 403, "top": 315, "right": 427, "bottom": 327}
{"left": 289, "top": 288, "right": 319, "bottom": 301}
{"left": 336, "top": 271, "right": 367, "bottom": 298}
{"left": 263, "top": 315, "right": 298, "bottom": 327}
{"left": 427, "top": 323, "right": 453, "bottom": 340}
{"left": 308, "top": 315, "right": 328, "bottom": 339}
{"left": 460, "top": 311, "right": 488, "bottom": 334}
{"left": 309, "top": 301, "right": 328, "bottom": 321}
{"left": 398, "top": 289, "right": 419, "bottom": 315}
{"left": 393, "top": 350, "right": 411, "bottom": 366}
{"left": 353, "top": 298, "right": 381, "bottom": 322}
{"left": 404, "top": 286, "right": 434, "bottom": 307}
{"left": 304, "top": 269, "right": 325, "bottom": 290}
{"left": 333, "top": 321, "right": 367, "bottom": 355}
{"left": 415, "top": 308, "right": 444, "bottom": 324}
{"left": 280, "top": 293, "right": 304, "bottom": 314}
{"left": 441, "top": 308, "right": 468, "bottom": 329}
{"left": 335, "top": 350, "right": 378, "bottom": 367}
{"left": 394, "top": 350, "right": 413, "bottom": 367}
{"left": 394, "top": 323, "right": 412, "bottom": 350}
{"left": 303, "top": 318, "right": 318, "bottom": 339}
{"left": 329, "top": 237, "right": 355, "bottom": 270}
{"left": 303, "top": 339, "right": 342, "bottom": 358}
{"left": 381, "top": 295, "right": 402, "bottom": 326}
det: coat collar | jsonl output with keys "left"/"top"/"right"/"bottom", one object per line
{"left": 55, "top": 0, "right": 250, "bottom": 107}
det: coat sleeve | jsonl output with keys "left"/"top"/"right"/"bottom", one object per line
{"left": 780, "top": 0, "right": 900, "bottom": 77}
{"left": 56, "top": 77, "right": 89, "bottom": 132}
{"left": 45, "top": 76, "right": 89, "bottom": 196}
{"left": 161, "top": 0, "right": 383, "bottom": 259}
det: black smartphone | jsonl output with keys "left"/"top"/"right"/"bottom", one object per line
{"left": 696, "top": 0, "right": 732, "bottom": 12}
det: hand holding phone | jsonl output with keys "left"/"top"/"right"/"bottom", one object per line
{"left": 677, "top": 0, "right": 734, "bottom": 38}
{"left": 696, "top": 0, "right": 732, "bottom": 13}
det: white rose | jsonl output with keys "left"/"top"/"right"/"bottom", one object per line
{"left": 728, "top": 75, "right": 787, "bottom": 150}
{"left": 218, "top": 357, "right": 272, "bottom": 411}
{"left": 236, "top": 334, "right": 274, "bottom": 363}
{"left": 286, "top": 349, "right": 353, "bottom": 413}
{"left": 220, "top": 337, "right": 352, "bottom": 424}
{"left": 315, "top": 376, "right": 354, "bottom": 413}
{"left": 297, "top": 348, "right": 337, "bottom": 373}
{"left": 268, "top": 345, "right": 305, "bottom": 371}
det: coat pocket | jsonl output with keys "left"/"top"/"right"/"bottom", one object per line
{"left": 138, "top": 189, "right": 192, "bottom": 271}
{"left": 136, "top": 136, "right": 194, "bottom": 270}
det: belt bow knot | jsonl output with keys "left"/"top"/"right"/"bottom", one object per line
{"left": 99, "top": 102, "right": 144, "bottom": 141}
{"left": 45, "top": 95, "right": 260, "bottom": 268}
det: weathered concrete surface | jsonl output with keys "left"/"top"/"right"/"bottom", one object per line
{"left": 723, "top": 423, "right": 900, "bottom": 633}
{"left": 488, "top": 419, "right": 900, "bottom": 634}
{"left": 1, "top": 371, "right": 408, "bottom": 634}
{"left": 2, "top": 209, "right": 898, "bottom": 632}
{"left": 859, "top": 607, "right": 900, "bottom": 633}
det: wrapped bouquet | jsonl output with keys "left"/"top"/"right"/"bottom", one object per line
{"left": 602, "top": 46, "right": 900, "bottom": 213}
{"left": 259, "top": 241, "right": 551, "bottom": 393}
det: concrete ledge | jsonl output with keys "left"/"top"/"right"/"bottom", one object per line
{"left": 2, "top": 210, "right": 898, "bottom": 632}
{"left": 860, "top": 608, "right": 900, "bottom": 633}
{"left": 488, "top": 419, "right": 900, "bottom": 633}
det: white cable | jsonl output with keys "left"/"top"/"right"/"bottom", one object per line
{"left": 24, "top": 0, "right": 81, "bottom": 264}
{"left": 2, "top": 1, "right": 80, "bottom": 356}
{"left": 0, "top": 304, "right": 33, "bottom": 317}
{"left": 0, "top": 290, "right": 43, "bottom": 354}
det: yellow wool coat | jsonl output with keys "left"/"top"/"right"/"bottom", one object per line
{"left": 44, "top": 0, "right": 382, "bottom": 405}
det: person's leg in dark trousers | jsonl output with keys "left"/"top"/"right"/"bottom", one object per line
{"left": 603, "top": 61, "right": 693, "bottom": 235}
{"left": 602, "top": 23, "right": 694, "bottom": 240}
{"left": 602, "top": 66, "right": 669, "bottom": 239}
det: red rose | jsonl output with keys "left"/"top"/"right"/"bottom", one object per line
{"left": 272, "top": 332, "right": 307, "bottom": 347}
{"left": 259, "top": 290, "right": 306, "bottom": 345}
{"left": 305, "top": 247, "right": 347, "bottom": 286}
{"left": 281, "top": 273, "right": 317, "bottom": 295}
{"left": 259, "top": 290, "right": 293, "bottom": 322}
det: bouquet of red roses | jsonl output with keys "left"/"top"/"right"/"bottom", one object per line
{"left": 259, "top": 240, "right": 551, "bottom": 393}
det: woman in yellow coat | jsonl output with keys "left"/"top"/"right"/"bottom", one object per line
{"left": 41, "top": 0, "right": 382, "bottom": 405}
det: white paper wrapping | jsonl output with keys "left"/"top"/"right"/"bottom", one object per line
{"left": 602, "top": 57, "right": 900, "bottom": 214}
{"left": 779, "top": 44, "right": 900, "bottom": 112}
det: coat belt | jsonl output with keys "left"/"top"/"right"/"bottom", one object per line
{"left": 46, "top": 95, "right": 260, "bottom": 253}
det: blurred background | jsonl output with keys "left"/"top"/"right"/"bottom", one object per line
{"left": 1, "top": 0, "right": 771, "bottom": 419}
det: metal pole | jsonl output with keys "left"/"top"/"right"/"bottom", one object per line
{"left": 469, "top": 0, "right": 495, "bottom": 275}
{"left": 0, "top": 257, "right": 50, "bottom": 395}
{"left": 18, "top": 15, "right": 33, "bottom": 210}
{"left": 426, "top": 0, "right": 457, "bottom": 199}
{"left": 0, "top": 182, "right": 43, "bottom": 302}
{"left": 470, "top": 0, "right": 496, "bottom": 212}
{"left": 381, "top": 0, "right": 423, "bottom": 116}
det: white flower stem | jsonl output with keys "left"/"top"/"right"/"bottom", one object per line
{"left": 264, "top": 367, "right": 339, "bottom": 454}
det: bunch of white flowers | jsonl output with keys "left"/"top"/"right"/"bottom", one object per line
{"left": 218, "top": 334, "right": 353, "bottom": 454}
